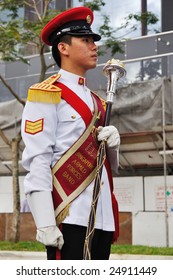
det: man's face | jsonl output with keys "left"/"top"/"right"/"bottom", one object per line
{"left": 59, "top": 36, "right": 98, "bottom": 75}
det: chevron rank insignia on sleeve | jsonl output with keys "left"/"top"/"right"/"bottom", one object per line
{"left": 25, "top": 118, "right": 44, "bottom": 135}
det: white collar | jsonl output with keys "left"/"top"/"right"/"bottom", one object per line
{"left": 58, "top": 69, "right": 87, "bottom": 86}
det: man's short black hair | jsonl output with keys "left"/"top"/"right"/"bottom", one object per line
{"left": 52, "top": 35, "right": 72, "bottom": 68}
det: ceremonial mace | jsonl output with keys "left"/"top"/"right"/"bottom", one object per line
{"left": 83, "top": 59, "right": 126, "bottom": 260}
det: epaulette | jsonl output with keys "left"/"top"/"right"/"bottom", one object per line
{"left": 27, "top": 74, "right": 62, "bottom": 104}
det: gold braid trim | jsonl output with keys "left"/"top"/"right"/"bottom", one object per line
{"left": 83, "top": 140, "right": 106, "bottom": 260}
{"left": 56, "top": 203, "right": 71, "bottom": 225}
{"left": 92, "top": 91, "right": 106, "bottom": 111}
{"left": 27, "top": 74, "right": 62, "bottom": 104}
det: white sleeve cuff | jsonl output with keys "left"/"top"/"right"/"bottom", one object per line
{"left": 27, "top": 191, "right": 56, "bottom": 229}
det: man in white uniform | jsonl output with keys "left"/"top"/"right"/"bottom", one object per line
{"left": 21, "top": 6, "right": 120, "bottom": 260}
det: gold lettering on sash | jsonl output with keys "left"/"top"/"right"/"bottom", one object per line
{"left": 85, "top": 142, "right": 98, "bottom": 159}
{"left": 67, "top": 164, "right": 82, "bottom": 180}
{"left": 72, "top": 160, "right": 87, "bottom": 173}
{"left": 76, "top": 152, "right": 94, "bottom": 169}
{"left": 62, "top": 171, "right": 75, "bottom": 184}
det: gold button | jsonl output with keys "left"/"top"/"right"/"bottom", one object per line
{"left": 71, "top": 115, "right": 76, "bottom": 119}
{"left": 78, "top": 77, "right": 84, "bottom": 85}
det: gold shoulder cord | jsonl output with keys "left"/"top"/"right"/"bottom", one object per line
{"left": 83, "top": 140, "right": 106, "bottom": 260}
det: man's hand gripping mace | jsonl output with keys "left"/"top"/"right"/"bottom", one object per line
{"left": 83, "top": 59, "right": 126, "bottom": 260}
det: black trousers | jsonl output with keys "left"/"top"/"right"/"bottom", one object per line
{"left": 46, "top": 223, "right": 113, "bottom": 260}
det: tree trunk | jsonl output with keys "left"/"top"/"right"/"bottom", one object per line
{"left": 9, "top": 136, "right": 21, "bottom": 242}
{"left": 39, "top": 43, "right": 47, "bottom": 82}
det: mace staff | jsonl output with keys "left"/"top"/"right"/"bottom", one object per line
{"left": 83, "top": 59, "right": 126, "bottom": 260}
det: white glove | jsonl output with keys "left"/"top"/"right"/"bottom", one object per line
{"left": 97, "top": 125, "right": 120, "bottom": 149}
{"left": 36, "top": 225, "right": 64, "bottom": 250}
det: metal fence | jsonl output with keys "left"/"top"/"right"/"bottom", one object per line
{"left": 1, "top": 30, "right": 173, "bottom": 102}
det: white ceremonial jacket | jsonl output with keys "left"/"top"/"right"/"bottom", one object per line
{"left": 22, "top": 69, "right": 118, "bottom": 232}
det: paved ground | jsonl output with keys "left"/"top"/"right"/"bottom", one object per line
{"left": 0, "top": 251, "right": 173, "bottom": 260}
{"left": 0, "top": 251, "right": 46, "bottom": 260}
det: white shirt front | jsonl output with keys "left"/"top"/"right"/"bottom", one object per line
{"left": 22, "top": 69, "right": 115, "bottom": 231}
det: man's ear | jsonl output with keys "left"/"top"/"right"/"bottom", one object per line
{"left": 58, "top": 42, "right": 68, "bottom": 54}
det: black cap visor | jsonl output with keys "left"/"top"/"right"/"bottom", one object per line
{"left": 66, "top": 30, "right": 101, "bottom": 41}
{"left": 50, "top": 21, "right": 101, "bottom": 44}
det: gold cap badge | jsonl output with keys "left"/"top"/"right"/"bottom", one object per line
{"left": 86, "top": 15, "right": 91, "bottom": 24}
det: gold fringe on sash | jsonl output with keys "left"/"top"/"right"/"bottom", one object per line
{"left": 56, "top": 203, "right": 71, "bottom": 225}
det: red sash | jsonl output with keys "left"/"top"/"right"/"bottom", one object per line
{"left": 52, "top": 83, "right": 119, "bottom": 258}
{"left": 52, "top": 83, "right": 105, "bottom": 221}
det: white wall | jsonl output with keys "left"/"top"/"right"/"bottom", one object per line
{"left": 113, "top": 175, "right": 173, "bottom": 247}
{"left": 132, "top": 212, "right": 173, "bottom": 247}
{"left": 113, "top": 176, "right": 144, "bottom": 212}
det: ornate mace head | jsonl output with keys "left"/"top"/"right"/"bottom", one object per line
{"left": 103, "top": 58, "right": 126, "bottom": 103}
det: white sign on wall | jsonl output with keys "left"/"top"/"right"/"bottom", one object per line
{"left": 154, "top": 185, "right": 173, "bottom": 211}
{"left": 113, "top": 177, "right": 144, "bottom": 212}
{"left": 144, "top": 176, "right": 173, "bottom": 212}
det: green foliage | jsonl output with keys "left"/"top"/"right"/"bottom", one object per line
{"left": 127, "top": 11, "right": 158, "bottom": 25}
{"left": 83, "top": 0, "right": 105, "bottom": 11}
{"left": 0, "top": 0, "right": 23, "bottom": 19}
{"left": 0, "top": 0, "right": 160, "bottom": 64}
{"left": 0, "top": 241, "right": 173, "bottom": 256}
{"left": 0, "top": 0, "right": 59, "bottom": 62}
{"left": 111, "top": 244, "right": 173, "bottom": 256}
{"left": 98, "top": 15, "right": 124, "bottom": 56}
{"left": 123, "top": 11, "right": 159, "bottom": 33}
{"left": 0, "top": 241, "right": 45, "bottom": 251}
{"left": 0, "top": 18, "right": 28, "bottom": 62}
{"left": 98, "top": 10, "right": 159, "bottom": 56}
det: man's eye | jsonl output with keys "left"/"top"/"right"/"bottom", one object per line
{"left": 83, "top": 37, "right": 94, "bottom": 43}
